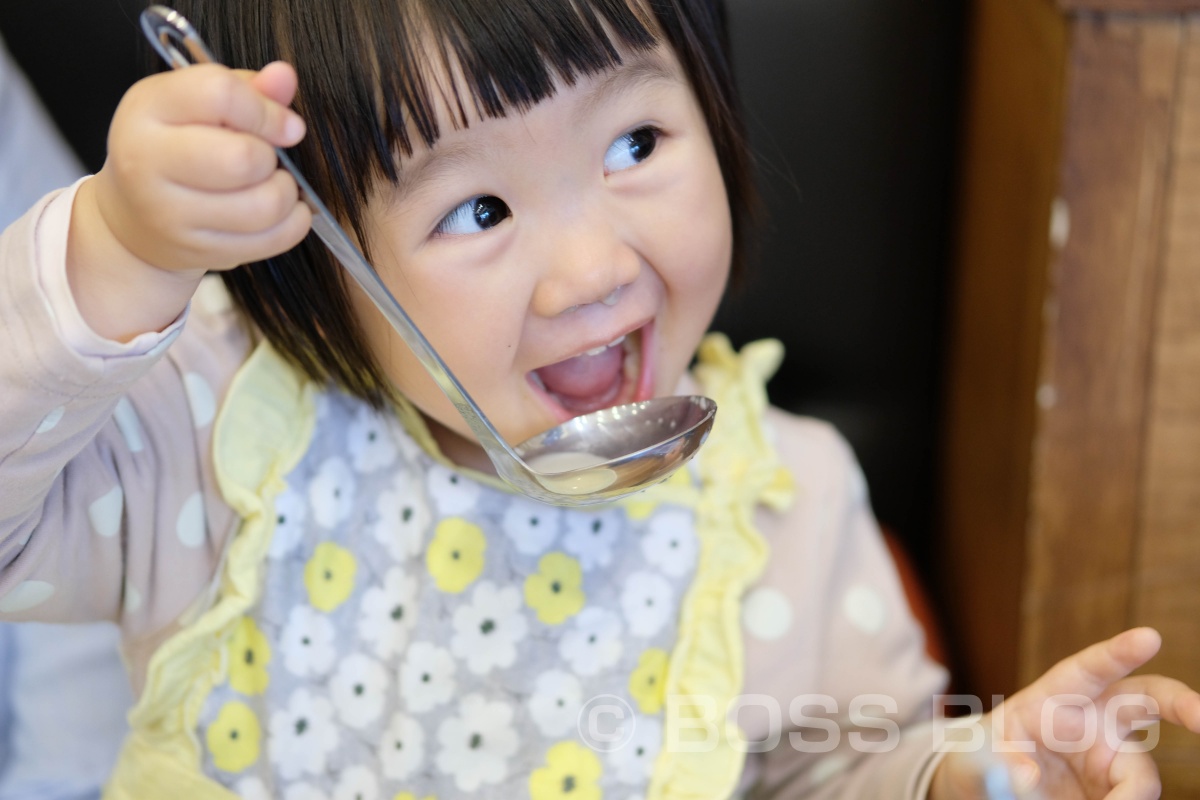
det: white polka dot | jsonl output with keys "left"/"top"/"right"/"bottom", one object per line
{"left": 88, "top": 486, "right": 124, "bottom": 538}
{"left": 742, "top": 586, "right": 793, "bottom": 641}
{"left": 36, "top": 406, "right": 65, "bottom": 434}
{"left": 176, "top": 492, "right": 206, "bottom": 548}
{"left": 124, "top": 581, "right": 142, "bottom": 614}
{"left": 184, "top": 373, "right": 215, "bottom": 428}
{"left": 843, "top": 584, "right": 888, "bottom": 634}
{"left": 113, "top": 397, "right": 144, "bottom": 453}
{"left": 0, "top": 580, "right": 55, "bottom": 613}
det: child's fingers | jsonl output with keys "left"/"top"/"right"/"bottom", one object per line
{"left": 188, "top": 170, "right": 303, "bottom": 235}
{"left": 1031, "top": 628, "right": 1162, "bottom": 702}
{"left": 147, "top": 64, "right": 304, "bottom": 147}
{"left": 1101, "top": 674, "right": 1200, "bottom": 738}
{"left": 160, "top": 126, "right": 282, "bottom": 191}
{"left": 246, "top": 61, "right": 300, "bottom": 107}
{"left": 1105, "top": 749, "right": 1161, "bottom": 800}
{"left": 191, "top": 200, "right": 312, "bottom": 268}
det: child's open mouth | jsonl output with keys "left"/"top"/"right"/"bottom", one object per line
{"left": 528, "top": 325, "right": 651, "bottom": 418}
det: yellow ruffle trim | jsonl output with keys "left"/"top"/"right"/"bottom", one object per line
{"left": 104, "top": 333, "right": 792, "bottom": 799}
{"left": 636, "top": 333, "right": 795, "bottom": 800}
{"left": 105, "top": 341, "right": 316, "bottom": 800}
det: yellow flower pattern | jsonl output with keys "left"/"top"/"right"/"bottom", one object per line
{"left": 524, "top": 552, "right": 585, "bottom": 625}
{"left": 227, "top": 616, "right": 271, "bottom": 696}
{"left": 304, "top": 541, "right": 358, "bottom": 612}
{"left": 629, "top": 648, "right": 669, "bottom": 714}
{"left": 179, "top": 334, "right": 785, "bottom": 799}
{"left": 426, "top": 517, "right": 486, "bottom": 593}
{"left": 206, "top": 701, "right": 261, "bottom": 773}
{"left": 529, "top": 741, "right": 603, "bottom": 800}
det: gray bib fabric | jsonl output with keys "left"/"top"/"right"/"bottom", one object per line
{"left": 197, "top": 388, "right": 699, "bottom": 799}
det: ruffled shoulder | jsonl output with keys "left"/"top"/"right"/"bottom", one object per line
{"left": 106, "top": 341, "right": 315, "bottom": 799}
{"left": 645, "top": 333, "right": 795, "bottom": 800}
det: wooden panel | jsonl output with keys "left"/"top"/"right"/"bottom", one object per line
{"left": 1021, "top": 18, "right": 1182, "bottom": 681}
{"left": 1058, "top": 0, "right": 1200, "bottom": 12}
{"left": 938, "top": 0, "right": 1068, "bottom": 700}
{"left": 1132, "top": 19, "right": 1200, "bottom": 789}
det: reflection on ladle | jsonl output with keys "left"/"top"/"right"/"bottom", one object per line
{"left": 140, "top": 6, "right": 717, "bottom": 506}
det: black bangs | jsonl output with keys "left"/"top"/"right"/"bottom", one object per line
{"left": 169, "top": 0, "right": 753, "bottom": 409}
{"left": 385, "top": 0, "right": 660, "bottom": 146}
{"left": 175, "top": 0, "right": 658, "bottom": 246}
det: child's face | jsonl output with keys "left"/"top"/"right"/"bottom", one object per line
{"left": 353, "top": 43, "right": 732, "bottom": 470}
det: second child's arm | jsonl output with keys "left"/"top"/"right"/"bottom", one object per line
{"left": 67, "top": 61, "right": 310, "bottom": 342}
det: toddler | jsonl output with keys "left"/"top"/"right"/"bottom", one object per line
{"left": 1, "top": 0, "right": 1197, "bottom": 798}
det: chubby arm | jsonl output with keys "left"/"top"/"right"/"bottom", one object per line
{"left": 740, "top": 412, "right": 950, "bottom": 799}
{"left": 1, "top": 62, "right": 308, "bottom": 636}
{"left": 67, "top": 61, "right": 309, "bottom": 341}
{"left": 0, "top": 195, "right": 244, "bottom": 639}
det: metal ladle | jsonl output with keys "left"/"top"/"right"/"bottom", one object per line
{"left": 140, "top": 6, "right": 716, "bottom": 506}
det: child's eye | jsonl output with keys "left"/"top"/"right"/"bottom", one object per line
{"left": 433, "top": 195, "right": 511, "bottom": 236}
{"left": 604, "top": 127, "right": 660, "bottom": 174}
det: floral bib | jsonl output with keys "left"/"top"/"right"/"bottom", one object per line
{"left": 102, "top": 333, "right": 791, "bottom": 800}
{"left": 197, "top": 390, "right": 700, "bottom": 800}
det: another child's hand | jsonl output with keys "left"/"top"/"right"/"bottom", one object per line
{"left": 931, "top": 628, "right": 1200, "bottom": 799}
{"left": 68, "top": 62, "right": 311, "bottom": 340}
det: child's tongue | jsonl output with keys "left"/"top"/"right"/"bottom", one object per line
{"left": 534, "top": 345, "right": 624, "bottom": 407}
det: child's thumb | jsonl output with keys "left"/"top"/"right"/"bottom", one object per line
{"left": 244, "top": 62, "right": 305, "bottom": 145}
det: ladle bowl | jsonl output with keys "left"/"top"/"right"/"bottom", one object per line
{"left": 141, "top": 6, "right": 717, "bottom": 506}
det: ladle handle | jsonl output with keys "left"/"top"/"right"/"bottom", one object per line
{"left": 139, "top": 6, "right": 521, "bottom": 468}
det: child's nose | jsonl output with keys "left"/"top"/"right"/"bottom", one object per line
{"left": 531, "top": 214, "right": 640, "bottom": 317}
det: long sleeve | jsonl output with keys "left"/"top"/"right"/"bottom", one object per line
{"left": 0, "top": 188, "right": 244, "bottom": 687}
{"left": 737, "top": 412, "right": 950, "bottom": 798}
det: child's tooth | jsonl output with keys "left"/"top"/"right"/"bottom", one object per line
{"left": 583, "top": 335, "right": 626, "bottom": 358}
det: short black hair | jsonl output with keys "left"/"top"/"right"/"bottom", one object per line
{"left": 174, "top": 0, "right": 755, "bottom": 407}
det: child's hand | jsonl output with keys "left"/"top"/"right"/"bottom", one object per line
{"left": 931, "top": 628, "right": 1200, "bottom": 799}
{"left": 68, "top": 62, "right": 311, "bottom": 341}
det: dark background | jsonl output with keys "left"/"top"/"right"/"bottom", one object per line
{"left": 0, "top": 0, "right": 966, "bottom": 581}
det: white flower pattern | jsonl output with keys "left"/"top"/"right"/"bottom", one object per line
{"left": 435, "top": 694, "right": 519, "bottom": 792}
{"left": 370, "top": 474, "right": 429, "bottom": 563}
{"left": 640, "top": 509, "right": 698, "bottom": 577}
{"left": 620, "top": 571, "right": 675, "bottom": 638}
{"left": 399, "top": 641, "right": 457, "bottom": 714}
{"left": 528, "top": 669, "right": 584, "bottom": 737}
{"left": 450, "top": 581, "right": 528, "bottom": 675}
{"left": 200, "top": 387, "right": 707, "bottom": 799}
{"left": 378, "top": 712, "right": 425, "bottom": 781}
{"left": 308, "top": 457, "right": 356, "bottom": 528}
{"left": 346, "top": 405, "right": 399, "bottom": 473}
{"left": 268, "top": 688, "right": 339, "bottom": 780}
{"left": 501, "top": 497, "right": 562, "bottom": 556}
{"left": 233, "top": 776, "right": 271, "bottom": 800}
{"left": 561, "top": 508, "right": 621, "bottom": 571}
{"left": 282, "top": 784, "right": 328, "bottom": 800}
{"left": 279, "top": 605, "right": 336, "bottom": 679}
{"left": 332, "top": 765, "right": 380, "bottom": 800}
{"left": 425, "top": 462, "right": 481, "bottom": 516}
{"left": 559, "top": 607, "right": 623, "bottom": 676}
{"left": 329, "top": 653, "right": 388, "bottom": 729}
{"left": 269, "top": 486, "right": 308, "bottom": 560}
{"left": 357, "top": 567, "right": 418, "bottom": 660}
{"left": 608, "top": 715, "right": 663, "bottom": 785}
